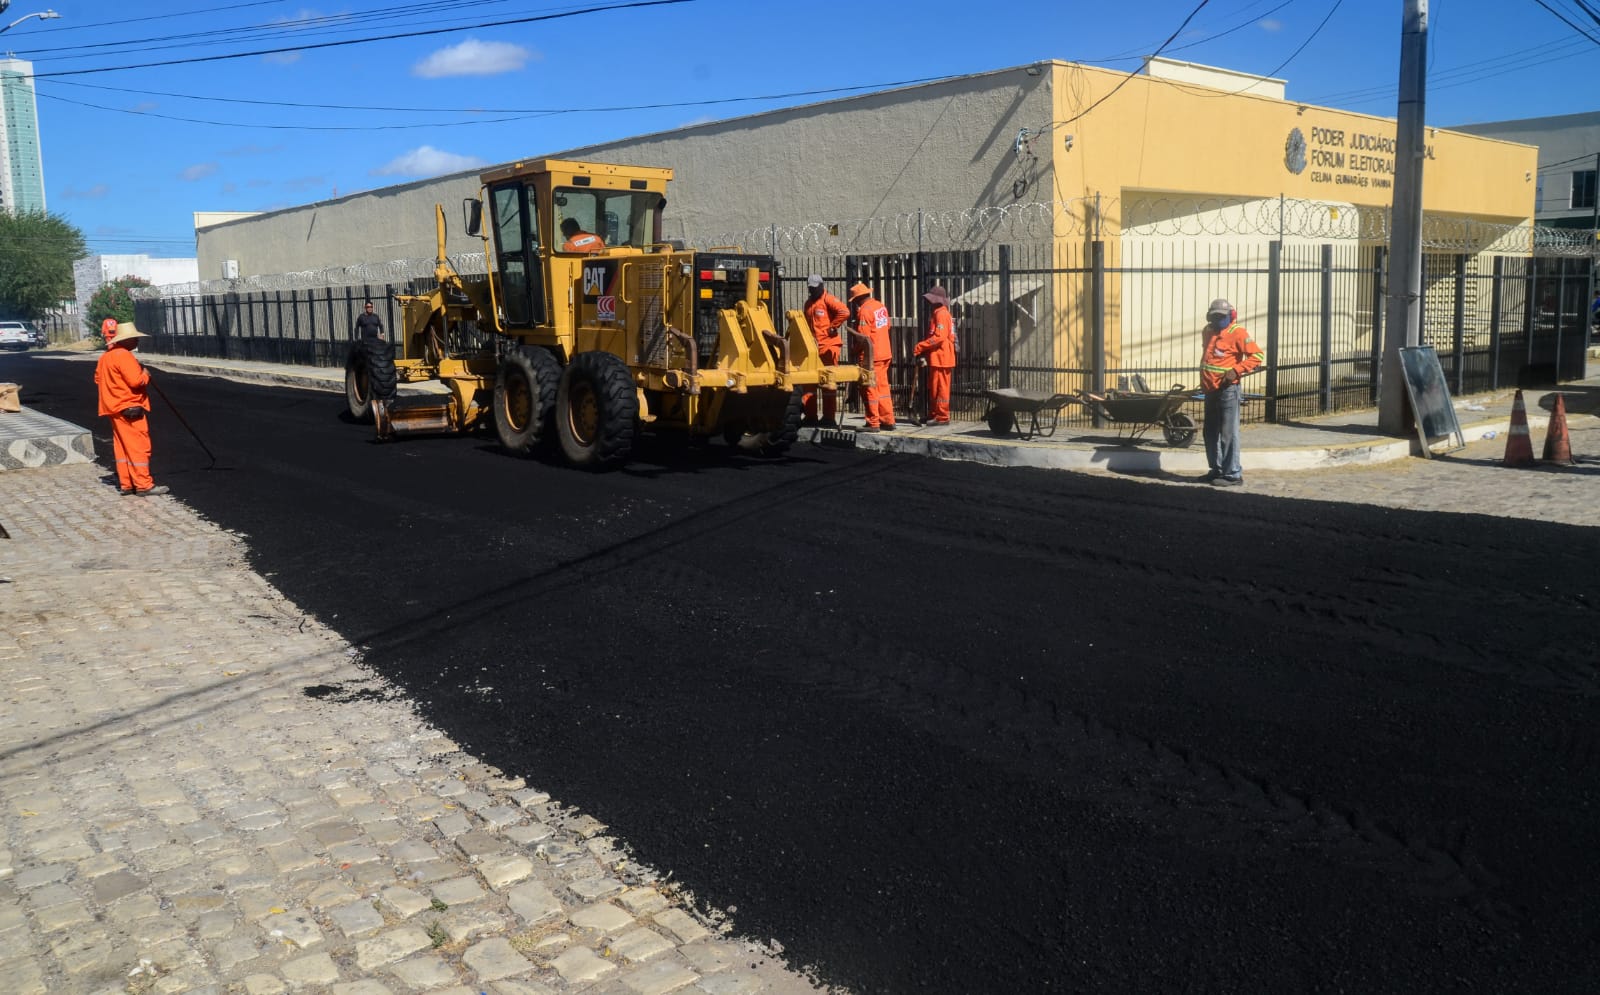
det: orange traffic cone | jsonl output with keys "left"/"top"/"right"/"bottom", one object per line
{"left": 1504, "top": 389, "right": 1536, "bottom": 467}
{"left": 1542, "top": 392, "right": 1574, "bottom": 465}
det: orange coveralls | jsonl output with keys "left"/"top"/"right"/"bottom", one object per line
{"left": 95, "top": 347, "right": 154, "bottom": 491}
{"left": 913, "top": 304, "right": 956, "bottom": 423}
{"left": 802, "top": 290, "right": 849, "bottom": 422}
{"left": 855, "top": 297, "right": 895, "bottom": 428}
{"left": 561, "top": 231, "right": 605, "bottom": 253}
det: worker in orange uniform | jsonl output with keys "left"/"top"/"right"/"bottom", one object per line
{"left": 1197, "top": 297, "right": 1265, "bottom": 487}
{"left": 100, "top": 317, "right": 119, "bottom": 346}
{"left": 95, "top": 322, "right": 168, "bottom": 496}
{"left": 848, "top": 282, "right": 895, "bottom": 432}
{"left": 913, "top": 284, "right": 957, "bottom": 425}
{"left": 560, "top": 218, "right": 605, "bottom": 253}
{"left": 800, "top": 274, "right": 850, "bottom": 428}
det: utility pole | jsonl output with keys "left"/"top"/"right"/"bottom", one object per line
{"left": 1379, "top": 0, "right": 1428, "bottom": 434}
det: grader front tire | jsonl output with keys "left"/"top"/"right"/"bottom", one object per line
{"left": 556, "top": 352, "right": 638, "bottom": 470}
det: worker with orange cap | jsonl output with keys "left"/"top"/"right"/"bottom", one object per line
{"left": 100, "top": 317, "right": 119, "bottom": 346}
{"left": 848, "top": 282, "right": 894, "bottom": 432}
{"left": 800, "top": 275, "right": 849, "bottom": 427}
{"left": 95, "top": 322, "right": 168, "bottom": 496}
{"left": 912, "top": 284, "right": 956, "bottom": 424}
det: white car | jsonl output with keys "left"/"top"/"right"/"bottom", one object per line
{"left": 0, "top": 321, "right": 32, "bottom": 351}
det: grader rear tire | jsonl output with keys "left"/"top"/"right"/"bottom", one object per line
{"left": 758, "top": 388, "right": 805, "bottom": 457}
{"left": 556, "top": 351, "right": 638, "bottom": 470}
{"left": 494, "top": 345, "right": 560, "bottom": 454}
{"left": 345, "top": 338, "right": 397, "bottom": 422}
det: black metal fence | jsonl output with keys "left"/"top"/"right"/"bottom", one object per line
{"left": 134, "top": 243, "right": 1591, "bottom": 427}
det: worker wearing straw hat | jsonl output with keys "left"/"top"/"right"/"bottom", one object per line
{"left": 95, "top": 322, "right": 168, "bottom": 496}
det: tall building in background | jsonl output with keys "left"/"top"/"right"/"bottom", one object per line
{"left": 0, "top": 56, "right": 46, "bottom": 214}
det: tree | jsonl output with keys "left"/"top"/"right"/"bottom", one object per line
{"left": 87, "top": 275, "right": 151, "bottom": 342}
{"left": 0, "top": 210, "right": 86, "bottom": 322}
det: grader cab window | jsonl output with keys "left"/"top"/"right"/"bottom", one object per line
{"left": 554, "top": 188, "right": 662, "bottom": 249}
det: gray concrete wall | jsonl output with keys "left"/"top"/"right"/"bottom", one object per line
{"left": 564, "top": 66, "right": 1054, "bottom": 247}
{"left": 196, "top": 171, "right": 485, "bottom": 282}
{"left": 197, "top": 66, "right": 1054, "bottom": 280}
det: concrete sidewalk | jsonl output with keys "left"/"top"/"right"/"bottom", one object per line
{"left": 10, "top": 350, "right": 1594, "bottom": 477}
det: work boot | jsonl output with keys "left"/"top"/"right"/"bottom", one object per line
{"left": 881, "top": 422, "right": 897, "bottom": 432}
{"left": 1210, "top": 476, "right": 1243, "bottom": 488}
{"left": 800, "top": 417, "right": 820, "bottom": 428}
{"left": 859, "top": 425, "right": 881, "bottom": 434}
{"left": 135, "top": 485, "right": 170, "bottom": 496}
{"left": 119, "top": 487, "right": 135, "bottom": 496}
{"left": 819, "top": 417, "right": 838, "bottom": 429}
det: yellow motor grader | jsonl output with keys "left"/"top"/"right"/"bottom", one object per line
{"left": 343, "top": 158, "right": 860, "bottom": 469}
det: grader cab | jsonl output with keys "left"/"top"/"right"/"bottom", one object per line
{"left": 342, "top": 158, "right": 859, "bottom": 469}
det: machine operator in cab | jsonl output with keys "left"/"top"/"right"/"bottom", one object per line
{"left": 560, "top": 218, "right": 606, "bottom": 254}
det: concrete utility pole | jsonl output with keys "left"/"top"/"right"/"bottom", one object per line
{"left": 1379, "top": 0, "right": 1428, "bottom": 434}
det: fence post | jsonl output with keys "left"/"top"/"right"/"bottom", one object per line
{"left": 1523, "top": 263, "right": 1536, "bottom": 373}
{"left": 1369, "top": 246, "right": 1386, "bottom": 405}
{"left": 1090, "top": 239, "right": 1106, "bottom": 426}
{"left": 1452, "top": 253, "right": 1467, "bottom": 394}
{"left": 1488, "top": 256, "right": 1504, "bottom": 390}
{"left": 1320, "top": 243, "right": 1333, "bottom": 413}
{"left": 998, "top": 244, "right": 1013, "bottom": 390}
{"left": 1266, "top": 240, "right": 1281, "bottom": 423}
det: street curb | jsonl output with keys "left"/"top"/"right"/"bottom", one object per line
{"left": 0, "top": 408, "right": 96, "bottom": 470}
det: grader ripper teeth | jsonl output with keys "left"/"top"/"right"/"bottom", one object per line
{"left": 341, "top": 158, "right": 861, "bottom": 470}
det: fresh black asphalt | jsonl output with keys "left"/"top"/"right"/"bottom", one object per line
{"left": 11, "top": 352, "right": 1599, "bottom": 994}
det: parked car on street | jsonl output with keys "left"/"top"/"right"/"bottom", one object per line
{"left": 0, "top": 321, "right": 33, "bottom": 351}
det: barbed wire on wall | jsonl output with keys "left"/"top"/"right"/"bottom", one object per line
{"left": 128, "top": 253, "right": 489, "bottom": 300}
{"left": 126, "top": 196, "right": 1597, "bottom": 299}
{"left": 693, "top": 199, "right": 1103, "bottom": 255}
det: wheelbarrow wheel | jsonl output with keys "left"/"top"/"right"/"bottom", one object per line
{"left": 1162, "top": 412, "right": 1198, "bottom": 448}
{"left": 986, "top": 405, "right": 1014, "bottom": 436}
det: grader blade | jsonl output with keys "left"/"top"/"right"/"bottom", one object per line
{"left": 373, "top": 397, "right": 461, "bottom": 440}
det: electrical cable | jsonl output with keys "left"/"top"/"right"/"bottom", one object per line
{"left": 36, "top": 72, "right": 964, "bottom": 120}
{"left": 10, "top": 1, "right": 533, "bottom": 64}
{"left": 18, "top": 0, "right": 694, "bottom": 80}
{"left": 1055, "top": 0, "right": 1214, "bottom": 128}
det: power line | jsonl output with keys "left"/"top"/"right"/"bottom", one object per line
{"left": 1057, "top": 0, "right": 1214, "bottom": 128}
{"left": 38, "top": 72, "right": 963, "bottom": 121}
{"left": 10, "top": 1, "right": 527, "bottom": 64}
{"left": 17, "top": 0, "right": 694, "bottom": 81}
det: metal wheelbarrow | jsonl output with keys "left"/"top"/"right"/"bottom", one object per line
{"left": 982, "top": 388, "right": 1081, "bottom": 440}
{"left": 1078, "top": 384, "right": 1198, "bottom": 447}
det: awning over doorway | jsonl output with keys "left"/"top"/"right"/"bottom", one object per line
{"left": 950, "top": 275, "right": 1046, "bottom": 307}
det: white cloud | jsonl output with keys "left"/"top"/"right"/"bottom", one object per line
{"left": 262, "top": 51, "right": 302, "bottom": 65}
{"left": 412, "top": 39, "right": 536, "bottom": 79}
{"left": 181, "top": 163, "right": 219, "bottom": 182}
{"left": 132, "top": 101, "right": 158, "bottom": 113}
{"left": 371, "top": 146, "right": 487, "bottom": 178}
{"left": 1259, "top": 18, "right": 1284, "bottom": 31}
{"left": 62, "top": 184, "right": 110, "bottom": 200}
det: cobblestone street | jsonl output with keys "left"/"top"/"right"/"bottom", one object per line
{"left": 0, "top": 464, "right": 819, "bottom": 995}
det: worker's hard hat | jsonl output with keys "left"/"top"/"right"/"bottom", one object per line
{"left": 807, "top": 274, "right": 824, "bottom": 288}
{"left": 849, "top": 282, "right": 872, "bottom": 299}
{"left": 1206, "top": 298, "right": 1234, "bottom": 317}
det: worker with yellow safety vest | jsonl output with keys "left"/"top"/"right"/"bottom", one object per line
{"left": 1198, "top": 298, "right": 1264, "bottom": 487}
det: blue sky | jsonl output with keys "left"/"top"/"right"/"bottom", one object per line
{"left": 4, "top": 0, "right": 1598, "bottom": 258}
